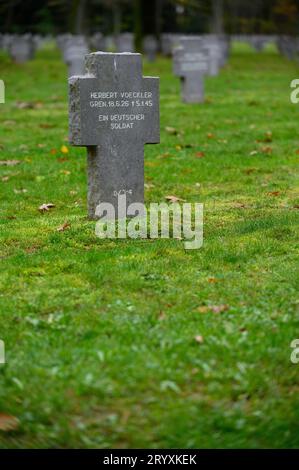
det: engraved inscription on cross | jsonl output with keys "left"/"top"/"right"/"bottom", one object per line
{"left": 69, "top": 52, "right": 160, "bottom": 219}
{"left": 173, "top": 38, "right": 209, "bottom": 103}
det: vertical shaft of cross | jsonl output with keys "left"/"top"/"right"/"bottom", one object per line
{"left": 86, "top": 139, "right": 145, "bottom": 219}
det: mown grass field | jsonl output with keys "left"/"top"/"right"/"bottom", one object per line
{"left": 0, "top": 42, "right": 298, "bottom": 448}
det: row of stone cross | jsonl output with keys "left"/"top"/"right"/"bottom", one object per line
{"left": 1, "top": 32, "right": 298, "bottom": 67}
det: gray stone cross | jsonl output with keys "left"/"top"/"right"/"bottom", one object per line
{"left": 173, "top": 38, "right": 209, "bottom": 103}
{"left": 69, "top": 52, "right": 159, "bottom": 219}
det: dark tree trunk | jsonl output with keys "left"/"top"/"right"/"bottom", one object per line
{"left": 155, "top": 0, "right": 163, "bottom": 40}
{"left": 134, "top": 0, "right": 142, "bottom": 51}
{"left": 211, "top": 0, "right": 224, "bottom": 34}
{"left": 113, "top": 0, "right": 121, "bottom": 37}
{"left": 75, "top": 0, "right": 87, "bottom": 34}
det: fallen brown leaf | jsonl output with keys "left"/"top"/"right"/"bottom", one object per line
{"left": 195, "top": 151, "right": 205, "bottom": 158}
{"left": 267, "top": 191, "right": 281, "bottom": 197}
{"left": 198, "top": 304, "right": 229, "bottom": 314}
{"left": 165, "top": 195, "right": 185, "bottom": 203}
{"left": 261, "top": 146, "right": 272, "bottom": 154}
{"left": 0, "top": 414, "right": 19, "bottom": 432}
{"left": 244, "top": 168, "right": 256, "bottom": 174}
{"left": 57, "top": 222, "right": 70, "bottom": 232}
{"left": 39, "top": 123, "right": 54, "bottom": 129}
{"left": 158, "top": 311, "right": 166, "bottom": 321}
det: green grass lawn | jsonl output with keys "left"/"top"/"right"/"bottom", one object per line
{"left": 0, "top": 42, "right": 298, "bottom": 449}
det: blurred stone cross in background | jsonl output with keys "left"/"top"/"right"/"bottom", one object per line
{"left": 173, "top": 37, "right": 209, "bottom": 103}
{"left": 62, "top": 35, "right": 89, "bottom": 77}
{"left": 69, "top": 52, "right": 160, "bottom": 219}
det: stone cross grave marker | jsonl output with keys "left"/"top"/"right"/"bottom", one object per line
{"left": 8, "top": 34, "right": 35, "bottom": 63}
{"left": 116, "top": 33, "right": 134, "bottom": 53}
{"left": 173, "top": 38, "right": 209, "bottom": 103}
{"left": 63, "top": 36, "right": 89, "bottom": 77}
{"left": 143, "top": 35, "right": 158, "bottom": 62}
{"left": 90, "top": 32, "right": 106, "bottom": 52}
{"left": 69, "top": 52, "right": 160, "bottom": 219}
{"left": 204, "top": 35, "right": 223, "bottom": 76}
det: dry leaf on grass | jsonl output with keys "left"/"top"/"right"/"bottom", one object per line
{"left": 165, "top": 126, "right": 178, "bottom": 135}
{"left": 207, "top": 277, "right": 218, "bottom": 283}
{"left": 0, "top": 160, "right": 21, "bottom": 166}
{"left": 198, "top": 304, "right": 229, "bottom": 314}
{"left": 57, "top": 222, "right": 70, "bottom": 232}
{"left": 39, "top": 123, "right": 54, "bottom": 129}
{"left": 195, "top": 151, "right": 205, "bottom": 158}
{"left": 13, "top": 188, "right": 27, "bottom": 194}
{"left": 244, "top": 168, "right": 256, "bottom": 174}
{"left": 39, "top": 203, "right": 55, "bottom": 212}
{"left": 194, "top": 335, "right": 204, "bottom": 344}
{"left": 0, "top": 414, "right": 19, "bottom": 432}
{"left": 165, "top": 195, "right": 185, "bottom": 203}
{"left": 15, "top": 101, "right": 35, "bottom": 109}
{"left": 261, "top": 146, "right": 272, "bottom": 154}
{"left": 267, "top": 191, "right": 281, "bottom": 197}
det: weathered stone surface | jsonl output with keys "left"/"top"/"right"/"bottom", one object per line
{"left": 69, "top": 52, "right": 160, "bottom": 219}
{"left": 173, "top": 37, "right": 209, "bottom": 103}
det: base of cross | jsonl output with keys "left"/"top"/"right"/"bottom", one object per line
{"left": 87, "top": 143, "right": 144, "bottom": 220}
